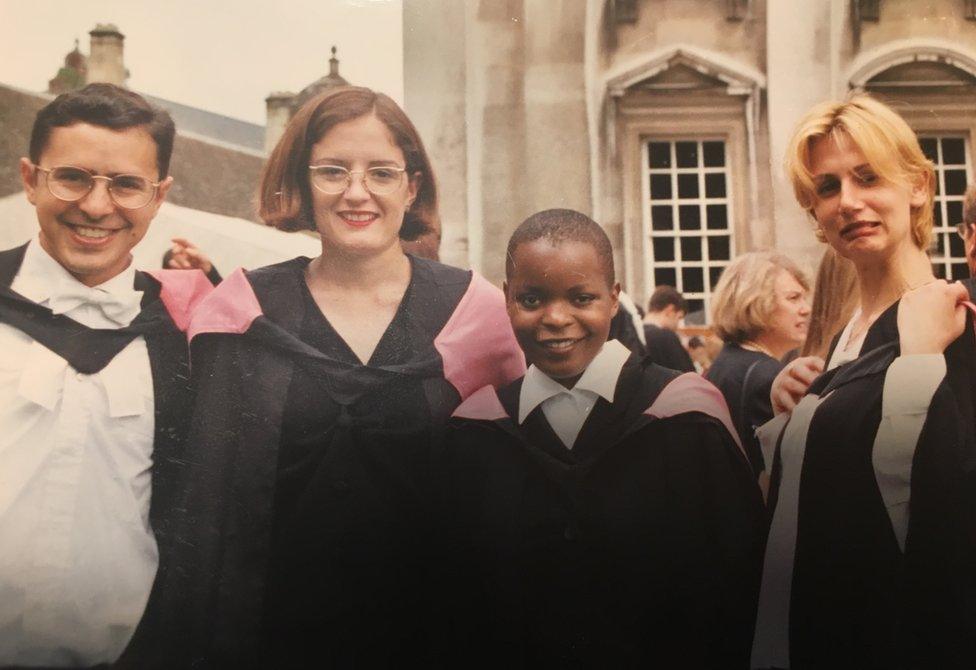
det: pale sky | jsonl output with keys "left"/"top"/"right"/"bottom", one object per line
{"left": 0, "top": 0, "right": 404, "bottom": 125}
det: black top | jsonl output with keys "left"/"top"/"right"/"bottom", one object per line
{"left": 706, "top": 342, "right": 781, "bottom": 476}
{"left": 166, "top": 254, "right": 487, "bottom": 669}
{"left": 440, "top": 357, "right": 764, "bottom": 668}
{"left": 643, "top": 322, "right": 695, "bottom": 373}
{"left": 764, "top": 287, "right": 976, "bottom": 669}
{"left": 262, "top": 259, "right": 443, "bottom": 665}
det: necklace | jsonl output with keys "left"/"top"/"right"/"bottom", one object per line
{"left": 741, "top": 341, "right": 776, "bottom": 359}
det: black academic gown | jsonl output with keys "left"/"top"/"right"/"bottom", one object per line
{"left": 439, "top": 357, "right": 765, "bottom": 669}
{"left": 707, "top": 342, "right": 782, "bottom": 476}
{"left": 162, "top": 255, "right": 523, "bottom": 669}
{"left": 643, "top": 322, "right": 695, "bottom": 373}
{"left": 761, "top": 283, "right": 976, "bottom": 669}
{"left": 0, "top": 243, "right": 198, "bottom": 670}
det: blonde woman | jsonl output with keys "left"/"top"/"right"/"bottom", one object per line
{"left": 706, "top": 252, "right": 811, "bottom": 477}
{"left": 752, "top": 95, "right": 974, "bottom": 669}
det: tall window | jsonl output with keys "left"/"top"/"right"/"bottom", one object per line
{"left": 643, "top": 139, "right": 734, "bottom": 319}
{"left": 919, "top": 136, "right": 972, "bottom": 280}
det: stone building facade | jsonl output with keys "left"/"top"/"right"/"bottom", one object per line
{"left": 404, "top": 0, "right": 976, "bottom": 314}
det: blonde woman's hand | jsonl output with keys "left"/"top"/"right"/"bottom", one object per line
{"left": 898, "top": 280, "right": 969, "bottom": 355}
{"left": 770, "top": 355, "right": 825, "bottom": 415}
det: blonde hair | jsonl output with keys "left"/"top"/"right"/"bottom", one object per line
{"left": 785, "top": 94, "right": 934, "bottom": 250}
{"left": 711, "top": 251, "right": 810, "bottom": 344}
{"left": 800, "top": 248, "right": 859, "bottom": 358}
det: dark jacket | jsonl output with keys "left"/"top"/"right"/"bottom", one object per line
{"left": 439, "top": 358, "right": 765, "bottom": 668}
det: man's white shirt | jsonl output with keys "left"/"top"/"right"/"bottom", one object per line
{"left": 0, "top": 239, "right": 157, "bottom": 667}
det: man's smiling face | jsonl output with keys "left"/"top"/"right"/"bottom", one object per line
{"left": 20, "top": 122, "right": 172, "bottom": 287}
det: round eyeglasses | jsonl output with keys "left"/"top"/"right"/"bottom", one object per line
{"left": 32, "top": 164, "right": 161, "bottom": 210}
{"left": 308, "top": 165, "right": 407, "bottom": 196}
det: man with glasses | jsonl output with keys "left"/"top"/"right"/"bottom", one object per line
{"left": 0, "top": 83, "right": 209, "bottom": 667}
{"left": 959, "top": 183, "right": 976, "bottom": 278}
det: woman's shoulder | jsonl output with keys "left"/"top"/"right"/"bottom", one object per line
{"left": 409, "top": 255, "right": 473, "bottom": 289}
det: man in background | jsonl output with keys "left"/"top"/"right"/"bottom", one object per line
{"left": 642, "top": 285, "right": 695, "bottom": 372}
{"left": 960, "top": 183, "right": 976, "bottom": 277}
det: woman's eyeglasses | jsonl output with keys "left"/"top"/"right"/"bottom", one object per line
{"left": 308, "top": 165, "right": 406, "bottom": 196}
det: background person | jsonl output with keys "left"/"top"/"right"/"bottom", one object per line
{"left": 162, "top": 236, "right": 222, "bottom": 285}
{"left": 704, "top": 251, "right": 810, "bottom": 477}
{"left": 799, "top": 247, "right": 858, "bottom": 359}
{"left": 642, "top": 284, "right": 695, "bottom": 372}
{"left": 960, "top": 182, "right": 976, "bottom": 277}
{"left": 165, "top": 86, "right": 524, "bottom": 668}
{"left": 753, "top": 94, "right": 976, "bottom": 670}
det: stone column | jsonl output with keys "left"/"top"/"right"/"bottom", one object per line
{"left": 766, "top": 0, "right": 833, "bottom": 267}
{"left": 87, "top": 24, "right": 126, "bottom": 86}
{"left": 264, "top": 93, "right": 294, "bottom": 155}
{"left": 403, "top": 0, "right": 470, "bottom": 268}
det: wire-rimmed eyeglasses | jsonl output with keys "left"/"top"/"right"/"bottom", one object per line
{"left": 32, "top": 164, "right": 161, "bottom": 210}
{"left": 308, "top": 164, "right": 407, "bottom": 196}
{"left": 955, "top": 222, "right": 975, "bottom": 241}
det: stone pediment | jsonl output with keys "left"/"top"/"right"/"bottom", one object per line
{"left": 605, "top": 44, "right": 765, "bottom": 97}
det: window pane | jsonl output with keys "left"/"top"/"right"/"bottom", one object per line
{"left": 708, "top": 235, "right": 731, "bottom": 260}
{"left": 935, "top": 233, "right": 946, "bottom": 256}
{"left": 703, "top": 141, "right": 725, "bottom": 167}
{"left": 686, "top": 299, "right": 705, "bottom": 319}
{"left": 676, "top": 141, "right": 698, "bottom": 168}
{"left": 678, "top": 204, "right": 701, "bottom": 230}
{"left": 655, "top": 267, "right": 677, "bottom": 287}
{"left": 934, "top": 204, "right": 942, "bottom": 227}
{"left": 706, "top": 204, "right": 728, "bottom": 230}
{"left": 919, "top": 137, "right": 938, "bottom": 162}
{"left": 704, "top": 173, "right": 726, "bottom": 198}
{"left": 942, "top": 138, "right": 966, "bottom": 166}
{"left": 680, "top": 236, "right": 702, "bottom": 261}
{"left": 677, "top": 173, "right": 699, "bottom": 199}
{"left": 653, "top": 237, "right": 675, "bottom": 261}
{"left": 682, "top": 267, "right": 704, "bottom": 293}
{"left": 709, "top": 266, "right": 725, "bottom": 289}
{"left": 650, "top": 174, "right": 672, "bottom": 200}
{"left": 651, "top": 205, "right": 674, "bottom": 231}
{"left": 649, "top": 142, "right": 671, "bottom": 169}
{"left": 934, "top": 263, "right": 946, "bottom": 279}
{"left": 950, "top": 231, "right": 965, "bottom": 257}
{"left": 945, "top": 169, "right": 967, "bottom": 196}
{"left": 951, "top": 263, "right": 970, "bottom": 280}
{"left": 948, "top": 200, "right": 963, "bottom": 226}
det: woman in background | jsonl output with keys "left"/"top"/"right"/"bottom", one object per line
{"left": 799, "top": 247, "right": 858, "bottom": 360}
{"left": 705, "top": 251, "right": 810, "bottom": 477}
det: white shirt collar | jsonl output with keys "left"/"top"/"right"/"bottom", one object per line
{"left": 518, "top": 339, "right": 632, "bottom": 424}
{"left": 15, "top": 237, "right": 138, "bottom": 307}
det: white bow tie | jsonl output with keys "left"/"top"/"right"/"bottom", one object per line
{"left": 48, "top": 278, "right": 144, "bottom": 326}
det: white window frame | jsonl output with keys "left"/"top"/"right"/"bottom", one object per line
{"left": 640, "top": 137, "right": 735, "bottom": 319}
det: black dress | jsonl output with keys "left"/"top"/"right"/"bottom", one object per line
{"left": 162, "top": 255, "right": 524, "bottom": 668}
{"left": 439, "top": 358, "right": 765, "bottom": 668}
{"left": 706, "top": 342, "right": 782, "bottom": 476}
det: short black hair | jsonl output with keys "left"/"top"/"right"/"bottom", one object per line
{"left": 29, "top": 83, "right": 176, "bottom": 178}
{"left": 647, "top": 285, "right": 688, "bottom": 314}
{"left": 505, "top": 208, "right": 614, "bottom": 285}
